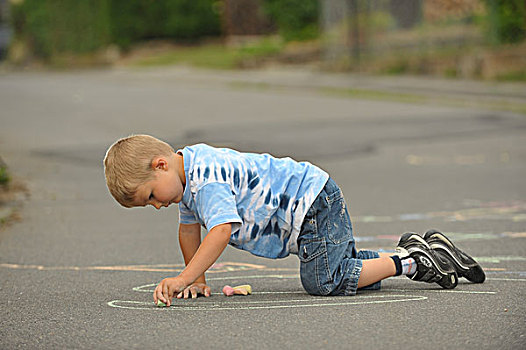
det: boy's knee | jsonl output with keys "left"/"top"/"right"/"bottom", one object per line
{"left": 299, "top": 243, "right": 333, "bottom": 296}
{"left": 300, "top": 274, "right": 333, "bottom": 296}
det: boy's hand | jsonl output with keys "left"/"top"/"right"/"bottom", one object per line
{"left": 176, "top": 282, "right": 211, "bottom": 299}
{"left": 155, "top": 222, "right": 231, "bottom": 306}
{"left": 153, "top": 277, "right": 187, "bottom": 307}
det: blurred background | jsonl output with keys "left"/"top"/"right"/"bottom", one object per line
{"left": 1, "top": 3, "right": 525, "bottom": 348}
{"left": 0, "top": 0, "right": 524, "bottom": 80}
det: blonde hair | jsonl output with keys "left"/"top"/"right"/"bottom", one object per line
{"left": 103, "top": 134, "right": 174, "bottom": 207}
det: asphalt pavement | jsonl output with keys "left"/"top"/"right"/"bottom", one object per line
{"left": 1, "top": 67, "right": 525, "bottom": 349}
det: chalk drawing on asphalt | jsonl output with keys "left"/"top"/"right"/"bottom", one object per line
{"left": 353, "top": 200, "right": 526, "bottom": 223}
{"left": 2, "top": 255, "right": 525, "bottom": 273}
{"left": 107, "top": 294, "right": 429, "bottom": 311}
{"left": 107, "top": 271, "right": 515, "bottom": 311}
{"left": 0, "top": 261, "right": 267, "bottom": 273}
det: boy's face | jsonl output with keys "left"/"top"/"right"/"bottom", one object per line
{"left": 132, "top": 157, "right": 184, "bottom": 209}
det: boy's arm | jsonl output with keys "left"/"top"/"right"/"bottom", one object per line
{"left": 154, "top": 223, "right": 232, "bottom": 306}
{"left": 178, "top": 223, "right": 206, "bottom": 284}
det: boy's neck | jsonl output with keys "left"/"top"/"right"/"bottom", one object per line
{"left": 175, "top": 152, "right": 186, "bottom": 186}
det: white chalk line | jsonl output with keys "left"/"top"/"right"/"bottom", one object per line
{"left": 132, "top": 275, "right": 300, "bottom": 293}
{"left": 115, "top": 282, "right": 497, "bottom": 312}
{"left": 112, "top": 269, "right": 523, "bottom": 311}
{"left": 385, "top": 288, "right": 496, "bottom": 295}
{"left": 487, "top": 277, "right": 526, "bottom": 282}
{"left": 107, "top": 294, "right": 428, "bottom": 311}
{"left": 134, "top": 286, "right": 498, "bottom": 296}
{"left": 0, "top": 261, "right": 267, "bottom": 273}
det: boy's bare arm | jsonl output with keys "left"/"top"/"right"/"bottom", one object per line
{"left": 179, "top": 223, "right": 231, "bottom": 285}
{"left": 179, "top": 223, "right": 206, "bottom": 283}
{"left": 154, "top": 223, "right": 232, "bottom": 306}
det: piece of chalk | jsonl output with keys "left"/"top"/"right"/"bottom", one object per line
{"left": 222, "top": 284, "right": 253, "bottom": 296}
{"left": 233, "top": 284, "right": 252, "bottom": 295}
{"left": 222, "top": 285, "right": 235, "bottom": 296}
{"left": 156, "top": 300, "right": 167, "bottom": 307}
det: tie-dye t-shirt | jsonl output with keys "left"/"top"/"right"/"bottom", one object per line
{"left": 177, "top": 144, "right": 329, "bottom": 258}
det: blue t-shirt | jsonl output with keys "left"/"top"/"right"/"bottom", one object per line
{"left": 178, "top": 144, "right": 329, "bottom": 258}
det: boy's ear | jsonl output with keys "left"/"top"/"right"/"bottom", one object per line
{"left": 151, "top": 157, "right": 168, "bottom": 171}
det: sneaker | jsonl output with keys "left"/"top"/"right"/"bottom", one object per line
{"left": 423, "top": 229, "right": 485, "bottom": 283}
{"left": 397, "top": 232, "right": 458, "bottom": 289}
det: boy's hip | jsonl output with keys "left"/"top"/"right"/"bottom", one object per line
{"left": 298, "top": 177, "right": 354, "bottom": 247}
{"left": 296, "top": 178, "right": 359, "bottom": 295}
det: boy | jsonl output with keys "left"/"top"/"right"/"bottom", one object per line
{"left": 104, "top": 135, "right": 485, "bottom": 306}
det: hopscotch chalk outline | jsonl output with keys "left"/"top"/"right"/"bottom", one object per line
{"left": 107, "top": 273, "right": 507, "bottom": 311}
{"left": 1, "top": 259, "right": 520, "bottom": 311}
{"left": 108, "top": 294, "right": 429, "bottom": 311}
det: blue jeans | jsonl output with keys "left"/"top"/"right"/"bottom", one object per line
{"left": 297, "top": 178, "right": 380, "bottom": 296}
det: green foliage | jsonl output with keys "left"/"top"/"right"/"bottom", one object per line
{"left": 163, "top": 0, "right": 221, "bottom": 40}
{"left": 11, "top": 0, "right": 111, "bottom": 58}
{"left": 484, "top": 0, "right": 526, "bottom": 44}
{"left": 0, "top": 166, "right": 10, "bottom": 186}
{"left": 108, "top": 0, "right": 164, "bottom": 49}
{"left": 262, "top": 0, "right": 320, "bottom": 41}
{"left": 109, "top": 0, "right": 221, "bottom": 50}
{"left": 10, "top": 0, "right": 222, "bottom": 58}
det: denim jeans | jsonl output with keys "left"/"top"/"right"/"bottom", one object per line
{"left": 297, "top": 178, "right": 380, "bottom": 296}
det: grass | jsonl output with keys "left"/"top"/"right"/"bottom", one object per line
{"left": 495, "top": 70, "right": 526, "bottom": 82}
{"left": 322, "top": 86, "right": 526, "bottom": 115}
{"left": 229, "top": 81, "right": 526, "bottom": 115}
{"left": 134, "top": 44, "right": 239, "bottom": 69}
{"left": 130, "top": 36, "right": 525, "bottom": 82}
{"left": 133, "top": 38, "right": 284, "bottom": 69}
{"left": 0, "top": 167, "right": 27, "bottom": 231}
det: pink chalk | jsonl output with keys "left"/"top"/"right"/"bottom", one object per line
{"left": 222, "top": 284, "right": 252, "bottom": 296}
{"left": 222, "top": 285, "right": 235, "bottom": 296}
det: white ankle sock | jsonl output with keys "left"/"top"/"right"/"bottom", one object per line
{"left": 401, "top": 257, "right": 417, "bottom": 275}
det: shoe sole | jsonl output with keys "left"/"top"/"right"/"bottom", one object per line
{"left": 406, "top": 246, "right": 458, "bottom": 289}
{"left": 432, "top": 250, "right": 459, "bottom": 289}
{"left": 436, "top": 270, "right": 458, "bottom": 289}
{"left": 424, "top": 230, "right": 485, "bottom": 283}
